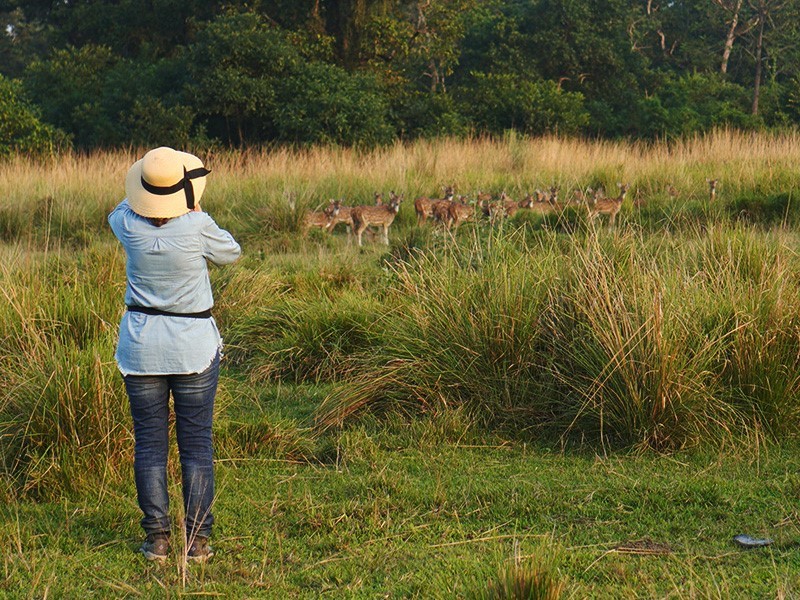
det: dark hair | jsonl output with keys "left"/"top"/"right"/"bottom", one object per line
{"left": 148, "top": 217, "right": 170, "bottom": 227}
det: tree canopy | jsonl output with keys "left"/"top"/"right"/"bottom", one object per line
{"left": 1, "top": 0, "right": 799, "bottom": 150}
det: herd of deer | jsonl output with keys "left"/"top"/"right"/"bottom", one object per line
{"left": 304, "top": 179, "right": 720, "bottom": 246}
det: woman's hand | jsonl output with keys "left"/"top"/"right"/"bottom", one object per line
{"left": 193, "top": 203, "right": 202, "bottom": 212}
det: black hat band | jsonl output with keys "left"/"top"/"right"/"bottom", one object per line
{"left": 141, "top": 166, "right": 211, "bottom": 209}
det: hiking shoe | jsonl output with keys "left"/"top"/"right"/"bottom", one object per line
{"left": 186, "top": 536, "right": 214, "bottom": 562}
{"left": 140, "top": 533, "right": 170, "bottom": 561}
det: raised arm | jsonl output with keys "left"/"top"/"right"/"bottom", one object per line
{"left": 201, "top": 218, "right": 241, "bottom": 266}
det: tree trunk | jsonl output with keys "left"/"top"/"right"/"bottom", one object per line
{"left": 752, "top": 11, "right": 765, "bottom": 115}
{"left": 720, "top": 0, "right": 742, "bottom": 73}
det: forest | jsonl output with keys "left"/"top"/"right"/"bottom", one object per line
{"left": 2, "top": 0, "right": 800, "bottom": 154}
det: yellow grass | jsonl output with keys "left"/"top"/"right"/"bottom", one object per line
{"left": 1, "top": 129, "right": 798, "bottom": 212}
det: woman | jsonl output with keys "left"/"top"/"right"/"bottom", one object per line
{"left": 109, "top": 147, "right": 241, "bottom": 562}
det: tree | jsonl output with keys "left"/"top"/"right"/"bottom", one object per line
{"left": 518, "top": 0, "right": 650, "bottom": 135}
{"left": 633, "top": 72, "right": 757, "bottom": 137}
{"left": 0, "top": 74, "right": 69, "bottom": 156}
{"left": 26, "top": 0, "right": 220, "bottom": 59}
{"left": 0, "top": 7, "right": 53, "bottom": 78}
{"left": 187, "top": 11, "right": 302, "bottom": 145}
{"left": 712, "top": 0, "right": 757, "bottom": 74}
{"left": 462, "top": 72, "right": 589, "bottom": 135}
{"left": 747, "top": 0, "right": 789, "bottom": 115}
{"left": 24, "top": 45, "right": 121, "bottom": 147}
{"left": 272, "top": 62, "right": 393, "bottom": 145}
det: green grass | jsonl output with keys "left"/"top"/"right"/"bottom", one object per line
{"left": 1, "top": 415, "right": 799, "bottom": 597}
{"left": 2, "top": 134, "right": 800, "bottom": 596}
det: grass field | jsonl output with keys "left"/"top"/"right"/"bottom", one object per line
{"left": 1, "top": 131, "right": 799, "bottom": 597}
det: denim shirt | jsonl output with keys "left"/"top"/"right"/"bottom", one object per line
{"left": 109, "top": 200, "right": 241, "bottom": 376}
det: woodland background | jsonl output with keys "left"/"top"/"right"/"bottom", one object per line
{"left": 3, "top": 0, "right": 800, "bottom": 154}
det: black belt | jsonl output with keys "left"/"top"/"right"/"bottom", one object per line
{"left": 127, "top": 305, "right": 212, "bottom": 319}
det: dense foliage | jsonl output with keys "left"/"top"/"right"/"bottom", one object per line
{"left": 1, "top": 0, "right": 800, "bottom": 149}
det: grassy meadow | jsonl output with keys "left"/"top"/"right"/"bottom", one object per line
{"left": 1, "top": 131, "right": 799, "bottom": 597}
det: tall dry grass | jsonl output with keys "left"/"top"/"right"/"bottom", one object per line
{"left": 2, "top": 129, "right": 799, "bottom": 244}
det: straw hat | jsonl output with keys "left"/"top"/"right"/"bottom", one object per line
{"left": 125, "top": 147, "right": 211, "bottom": 218}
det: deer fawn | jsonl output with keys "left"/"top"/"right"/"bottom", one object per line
{"left": 706, "top": 179, "right": 718, "bottom": 202}
{"left": 587, "top": 183, "right": 629, "bottom": 227}
{"left": 303, "top": 201, "right": 339, "bottom": 233}
{"left": 502, "top": 191, "right": 525, "bottom": 218}
{"left": 518, "top": 193, "right": 535, "bottom": 209}
{"left": 431, "top": 195, "right": 457, "bottom": 226}
{"left": 432, "top": 198, "right": 453, "bottom": 227}
{"left": 351, "top": 192, "right": 403, "bottom": 246}
{"left": 415, "top": 185, "right": 454, "bottom": 225}
{"left": 485, "top": 191, "right": 511, "bottom": 223}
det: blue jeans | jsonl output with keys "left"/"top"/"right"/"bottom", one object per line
{"left": 124, "top": 353, "right": 219, "bottom": 539}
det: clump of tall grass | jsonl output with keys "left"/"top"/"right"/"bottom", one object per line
{"left": 727, "top": 192, "right": 799, "bottom": 227}
{"left": 465, "top": 549, "right": 566, "bottom": 600}
{"left": 471, "top": 562, "right": 565, "bottom": 600}
{"left": 1, "top": 342, "right": 130, "bottom": 500}
{"left": 317, "top": 232, "right": 561, "bottom": 429}
{"left": 231, "top": 290, "right": 391, "bottom": 383}
{"left": 317, "top": 225, "right": 800, "bottom": 450}
{"left": 0, "top": 242, "right": 130, "bottom": 500}
{"left": 220, "top": 250, "right": 391, "bottom": 379}
{"left": 543, "top": 231, "right": 740, "bottom": 451}
{"left": 215, "top": 417, "right": 315, "bottom": 461}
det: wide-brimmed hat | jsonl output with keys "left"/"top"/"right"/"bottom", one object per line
{"left": 125, "top": 147, "right": 211, "bottom": 218}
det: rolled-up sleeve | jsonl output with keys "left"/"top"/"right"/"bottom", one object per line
{"left": 201, "top": 219, "right": 241, "bottom": 266}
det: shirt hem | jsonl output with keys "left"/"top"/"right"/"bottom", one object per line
{"left": 115, "top": 345, "right": 222, "bottom": 377}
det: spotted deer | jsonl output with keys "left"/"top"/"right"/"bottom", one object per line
{"left": 487, "top": 191, "right": 515, "bottom": 223}
{"left": 476, "top": 191, "right": 492, "bottom": 213}
{"left": 325, "top": 199, "right": 353, "bottom": 235}
{"left": 327, "top": 193, "right": 385, "bottom": 236}
{"left": 432, "top": 198, "right": 453, "bottom": 227}
{"left": 445, "top": 195, "right": 475, "bottom": 230}
{"left": 500, "top": 191, "right": 523, "bottom": 218}
{"left": 518, "top": 193, "right": 535, "bottom": 209}
{"left": 571, "top": 187, "right": 594, "bottom": 204}
{"left": 351, "top": 192, "right": 403, "bottom": 246}
{"left": 415, "top": 185, "right": 454, "bottom": 225}
{"left": 529, "top": 189, "right": 545, "bottom": 203}
{"left": 587, "top": 183, "right": 629, "bottom": 227}
{"left": 476, "top": 191, "right": 493, "bottom": 218}
{"left": 706, "top": 178, "right": 718, "bottom": 202}
{"left": 303, "top": 201, "right": 339, "bottom": 234}
{"left": 526, "top": 189, "right": 561, "bottom": 215}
